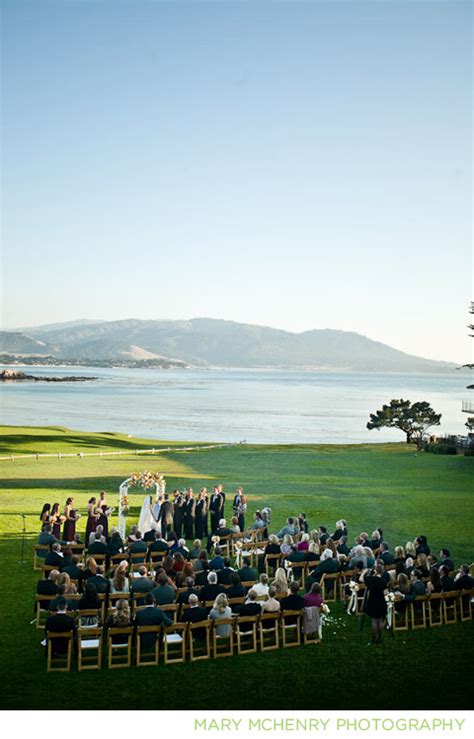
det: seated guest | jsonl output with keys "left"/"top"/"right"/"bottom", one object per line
{"left": 129, "top": 531, "right": 148, "bottom": 562}
{"left": 63, "top": 555, "right": 83, "bottom": 583}
{"left": 331, "top": 520, "right": 347, "bottom": 541}
{"left": 37, "top": 524, "right": 60, "bottom": 556}
{"left": 272, "top": 568, "right": 289, "bottom": 596}
{"left": 172, "top": 552, "right": 186, "bottom": 574}
{"left": 58, "top": 572, "right": 77, "bottom": 595}
{"left": 87, "top": 565, "right": 110, "bottom": 594}
{"left": 209, "top": 547, "right": 225, "bottom": 571}
{"left": 200, "top": 571, "right": 225, "bottom": 604}
{"left": 297, "top": 533, "right": 310, "bottom": 551}
{"left": 110, "top": 561, "right": 130, "bottom": 593}
{"left": 126, "top": 525, "right": 139, "bottom": 544}
{"left": 176, "top": 562, "right": 194, "bottom": 588}
{"left": 415, "top": 535, "right": 430, "bottom": 557}
{"left": 37, "top": 569, "right": 60, "bottom": 609}
{"left": 49, "top": 584, "right": 78, "bottom": 612}
{"left": 189, "top": 539, "right": 202, "bottom": 559}
{"left": 297, "top": 513, "right": 309, "bottom": 534}
{"left": 307, "top": 548, "right": 338, "bottom": 588}
{"left": 131, "top": 565, "right": 155, "bottom": 594}
{"left": 280, "top": 581, "right": 304, "bottom": 623}
{"left": 379, "top": 543, "right": 395, "bottom": 565}
{"left": 394, "top": 546, "right": 406, "bottom": 564}
{"left": 362, "top": 547, "right": 376, "bottom": 568}
{"left": 182, "top": 594, "right": 208, "bottom": 639}
{"left": 78, "top": 582, "right": 101, "bottom": 626}
{"left": 437, "top": 549, "right": 454, "bottom": 573}
{"left": 45, "top": 542, "right": 65, "bottom": 570}
{"left": 134, "top": 592, "right": 172, "bottom": 649}
{"left": 238, "top": 555, "right": 258, "bottom": 584}
{"left": 195, "top": 561, "right": 210, "bottom": 586}
{"left": 167, "top": 531, "right": 179, "bottom": 551}
{"left": 251, "top": 511, "right": 266, "bottom": 532}
{"left": 284, "top": 545, "right": 305, "bottom": 579}
{"left": 177, "top": 576, "right": 201, "bottom": 605}
{"left": 439, "top": 565, "right": 456, "bottom": 592}
{"left": 217, "top": 558, "right": 235, "bottom": 585}
{"left": 455, "top": 564, "right": 474, "bottom": 590}
{"left": 405, "top": 541, "right": 417, "bottom": 559}
{"left": 416, "top": 553, "right": 430, "bottom": 577}
{"left": 261, "top": 586, "right": 281, "bottom": 613}
{"left": 393, "top": 573, "right": 411, "bottom": 613}
{"left": 237, "top": 589, "right": 262, "bottom": 625}
{"left": 81, "top": 556, "right": 99, "bottom": 582}
{"left": 304, "top": 581, "right": 323, "bottom": 608}
{"left": 230, "top": 517, "right": 241, "bottom": 534}
{"left": 348, "top": 545, "right": 367, "bottom": 570}
{"left": 368, "top": 529, "right": 382, "bottom": 550}
{"left": 427, "top": 567, "right": 442, "bottom": 595}
{"left": 45, "top": 596, "right": 76, "bottom": 654}
{"left": 319, "top": 526, "right": 329, "bottom": 545}
{"left": 149, "top": 531, "right": 169, "bottom": 555}
{"left": 407, "top": 569, "right": 427, "bottom": 599}
{"left": 193, "top": 550, "right": 208, "bottom": 574}
{"left": 227, "top": 572, "right": 246, "bottom": 599}
{"left": 209, "top": 593, "right": 233, "bottom": 636}
{"left": 175, "top": 538, "right": 190, "bottom": 559}
{"left": 280, "top": 535, "right": 294, "bottom": 557}
{"left": 215, "top": 519, "right": 233, "bottom": 538}
{"left": 107, "top": 599, "right": 131, "bottom": 642}
{"left": 90, "top": 524, "right": 106, "bottom": 546}
{"left": 162, "top": 555, "right": 175, "bottom": 579}
{"left": 108, "top": 528, "right": 124, "bottom": 556}
{"left": 277, "top": 517, "right": 298, "bottom": 539}
{"left": 265, "top": 535, "right": 282, "bottom": 561}
{"left": 252, "top": 573, "right": 269, "bottom": 597}
{"left": 88, "top": 531, "right": 108, "bottom": 556}
{"left": 150, "top": 572, "right": 175, "bottom": 604}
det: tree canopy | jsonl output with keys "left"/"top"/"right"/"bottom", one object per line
{"left": 367, "top": 399, "right": 441, "bottom": 444}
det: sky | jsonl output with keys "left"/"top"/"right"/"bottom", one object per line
{"left": 1, "top": 0, "right": 472, "bottom": 363}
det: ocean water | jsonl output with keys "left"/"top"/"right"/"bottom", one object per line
{"left": 0, "top": 366, "right": 469, "bottom": 444}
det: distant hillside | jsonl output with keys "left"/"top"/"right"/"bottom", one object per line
{"left": 0, "top": 318, "right": 458, "bottom": 373}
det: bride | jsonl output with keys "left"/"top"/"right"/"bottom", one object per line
{"left": 138, "top": 494, "right": 160, "bottom": 535}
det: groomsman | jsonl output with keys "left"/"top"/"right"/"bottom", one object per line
{"left": 173, "top": 491, "right": 186, "bottom": 539}
{"left": 184, "top": 488, "right": 196, "bottom": 540}
{"left": 195, "top": 488, "right": 209, "bottom": 539}
{"left": 209, "top": 486, "right": 225, "bottom": 534}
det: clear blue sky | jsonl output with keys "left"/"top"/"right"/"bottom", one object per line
{"left": 1, "top": 0, "right": 472, "bottom": 362}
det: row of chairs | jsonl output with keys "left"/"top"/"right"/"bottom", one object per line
{"left": 46, "top": 608, "right": 319, "bottom": 672}
{"left": 391, "top": 590, "right": 473, "bottom": 631}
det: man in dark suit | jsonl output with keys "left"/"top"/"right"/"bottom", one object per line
{"left": 148, "top": 531, "right": 169, "bottom": 555}
{"left": 455, "top": 564, "right": 474, "bottom": 590}
{"left": 209, "top": 487, "right": 225, "bottom": 534}
{"left": 217, "top": 559, "right": 235, "bottom": 585}
{"left": 134, "top": 592, "right": 172, "bottom": 650}
{"left": 63, "top": 555, "right": 83, "bottom": 582}
{"left": 307, "top": 550, "right": 338, "bottom": 588}
{"left": 129, "top": 532, "right": 148, "bottom": 563}
{"left": 45, "top": 597, "right": 76, "bottom": 655}
{"left": 439, "top": 565, "right": 456, "bottom": 591}
{"left": 45, "top": 543, "right": 65, "bottom": 570}
{"left": 177, "top": 577, "right": 201, "bottom": 605}
{"left": 337, "top": 536, "right": 350, "bottom": 557}
{"left": 227, "top": 573, "right": 246, "bottom": 599}
{"left": 88, "top": 533, "right": 108, "bottom": 557}
{"left": 437, "top": 549, "right": 454, "bottom": 572}
{"left": 209, "top": 547, "right": 225, "bottom": 571}
{"left": 37, "top": 525, "right": 60, "bottom": 556}
{"left": 284, "top": 546, "right": 306, "bottom": 579}
{"left": 132, "top": 566, "right": 155, "bottom": 594}
{"left": 184, "top": 489, "right": 196, "bottom": 540}
{"left": 238, "top": 556, "right": 258, "bottom": 584}
{"left": 87, "top": 566, "right": 110, "bottom": 594}
{"left": 318, "top": 526, "right": 329, "bottom": 545}
{"left": 182, "top": 594, "right": 208, "bottom": 639}
{"left": 173, "top": 492, "right": 186, "bottom": 539}
{"left": 281, "top": 581, "right": 305, "bottom": 624}
{"left": 200, "top": 572, "right": 225, "bottom": 605}
{"left": 174, "top": 539, "right": 190, "bottom": 560}
{"left": 379, "top": 543, "right": 395, "bottom": 565}
{"left": 159, "top": 494, "right": 174, "bottom": 537}
{"left": 150, "top": 573, "right": 175, "bottom": 604}
{"left": 237, "top": 589, "right": 261, "bottom": 629}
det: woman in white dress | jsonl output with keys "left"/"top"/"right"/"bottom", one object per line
{"left": 138, "top": 495, "right": 159, "bottom": 536}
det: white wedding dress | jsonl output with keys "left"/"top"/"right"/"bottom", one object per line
{"left": 138, "top": 496, "right": 159, "bottom": 535}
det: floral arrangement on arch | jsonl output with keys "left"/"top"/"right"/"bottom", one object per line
{"left": 128, "top": 471, "right": 166, "bottom": 490}
{"left": 120, "top": 493, "right": 130, "bottom": 517}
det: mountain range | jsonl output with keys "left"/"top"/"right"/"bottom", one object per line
{"left": 0, "top": 318, "right": 459, "bottom": 373}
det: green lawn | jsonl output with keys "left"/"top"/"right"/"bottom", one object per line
{"left": 0, "top": 425, "right": 473, "bottom": 710}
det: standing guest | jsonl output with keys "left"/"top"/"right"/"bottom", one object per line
{"left": 209, "top": 593, "right": 232, "bottom": 636}
{"left": 134, "top": 592, "right": 172, "bottom": 649}
{"left": 45, "top": 596, "right": 76, "bottom": 654}
{"left": 50, "top": 503, "right": 63, "bottom": 540}
{"left": 96, "top": 492, "right": 110, "bottom": 539}
{"left": 40, "top": 503, "right": 51, "bottom": 527}
{"left": 107, "top": 600, "right": 131, "bottom": 642}
{"left": 159, "top": 494, "right": 174, "bottom": 537}
{"left": 62, "top": 498, "right": 77, "bottom": 542}
{"left": 172, "top": 491, "right": 186, "bottom": 539}
{"left": 363, "top": 564, "right": 388, "bottom": 644}
{"left": 209, "top": 486, "right": 225, "bottom": 535}
{"left": 85, "top": 497, "right": 99, "bottom": 545}
{"left": 236, "top": 494, "right": 247, "bottom": 533}
{"left": 272, "top": 568, "right": 289, "bottom": 596}
{"left": 110, "top": 561, "right": 130, "bottom": 593}
{"left": 195, "top": 489, "right": 209, "bottom": 539}
{"left": 261, "top": 586, "right": 281, "bottom": 613}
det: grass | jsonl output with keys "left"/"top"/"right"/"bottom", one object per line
{"left": 0, "top": 424, "right": 473, "bottom": 710}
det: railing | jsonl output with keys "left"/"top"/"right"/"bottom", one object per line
{"left": 461, "top": 400, "right": 474, "bottom": 414}
{"left": 0, "top": 441, "right": 246, "bottom": 462}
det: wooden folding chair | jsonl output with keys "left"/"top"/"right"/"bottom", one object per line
{"left": 280, "top": 610, "right": 302, "bottom": 648}
{"left": 443, "top": 591, "right": 459, "bottom": 625}
{"left": 459, "top": 588, "right": 473, "bottom": 621}
{"left": 187, "top": 620, "right": 212, "bottom": 662}
{"left": 160, "top": 604, "right": 178, "bottom": 623}
{"left": 320, "top": 573, "right": 339, "bottom": 603}
{"left": 136, "top": 625, "right": 161, "bottom": 667}
{"left": 303, "top": 606, "right": 321, "bottom": 644}
{"left": 34, "top": 545, "right": 49, "bottom": 570}
{"left": 427, "top": 593, "right": 444, "bottom": 627}
{"left": 259, "top": 612, "right": 280, "bottom": 651}
{"left": 163, "top": 623, "right": 187, "bottom": 664}
{"left": 97, "top": 592, "right": 107, "bottom": 620}
{"left": 218, "top": 536, "right": 231, "bottom": 557}
{"left": 78, "top": 627, "right": 103, "bottom": 671}
{"left": 109, "top": 553, "right": 128, "bottom": 570}
{"left": 109, "top": 593, "right": 131, "bottom": 610}
{"left": 242, "top": 580, "right": 257, "bottom": 591}
{"left": 338, "top": 570, "right": 355, "bottom": 601}
{"left": 89, "top": 553, "right": 107, "bottom": 567}
{"left": 35, "top": 594, "right": 55, "bottom": 629}
{"left": 236, "top": 615, "right": 258, "bottom": 654}
{"left": 46, "top": 630, "right": 73, "bottom": 672}
{"left": 41, "top": 564, "right": 58, "bottom": 579}
{"left": 77, "top": 609, "right": 101, "bottom": 629}
{"left": 286, "top": 562, "right": 307, "bottom": 589}
{"left": 228, "top": 596, "right": 245, "bottom": 613}
{"left": 107, "top": 627, "right": 132, "bottom": 668}
{"left": 131, "top": 592, "right": 148, "bottom": 614}
{"left": 130, "top": 551, "right": 148, "bottom": 572}
{"left": 410, "top": 595, "right": 428, "bottom": 630}
{"left": 265, "top": 553, "right": 281, "bottom": 576}
{"left": 212, "top": 618, "right": 235, "bottom": 658}
{"left": 393, "top": 598, "right": 410, "bottom": 631}
{"left": 148, "top": 552, "right": 165, "bottom": 571}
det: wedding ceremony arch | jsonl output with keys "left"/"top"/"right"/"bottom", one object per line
{"left": 118, "top": 471, "right": 166, "bottom": 539}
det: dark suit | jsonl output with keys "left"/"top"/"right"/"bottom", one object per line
{"left": 173, "top": 497, "right": 186, "bottom": 539}
{"left": 455, "top": 574, "right": 474, "bottom": 590}
{"left": 227, "top": 584, "right": 246, "bottom": 599}
{"left": 129, "top": 540, "right": 148, "bottom": 563}
{"left": 149, "top": 540, "right": 169, "bottom": 555}
{"left": 177, "top": 587, "right": 201, "bottom": 605}
{"left": 440, "top": 575, "right": 456, "bottom": 592}
{"left": 280, "top": 593, "right": 304, "bottom": 624}
{"left": 200, "top": 583, "right": 225, "bottom": 604}
{"left": 150, "top": 584, "right": 175, "bottom": 605}
{"left": 88, "top": 541, "right": 108, "bottom": 556}
{"left": 160, "top": 501, "right": 174, "bottom": 536}
{"left": 238, "top": 565, "right": 258, "bottom": 583}
{"left": 217, "top": 567, "right": 235, "bottom": 585}
{"left": 195, "top": 497, "right": 209, "bottom": 539}
{"left": 184, "top": 499, "right": 196, "bottom": 540}
{"left": 45, "top": 612, "right": 76, "bottom": 654}
{"left": 132, "top": 577, "right": 154, "bottom": 594}
{"left": 237, "top": 601, "right": 261, "bottom": 630}
{"left": 307, "top": 558, "right": 338, "bottom": 587}
{"left": 209, "top": 555, "right": 224, "bottom": 571}
{"left": 380, "top": 551, "right": 395, "bottom": 565}
{"left": 44, "top": 551, "right": 65, "bottom": 570}
{"left": 183, "top": 606, "right": 208, "bottom": 640}
{"left": 209, "top": 494, "right": 224, "bottom": 534}
{"left": 87, "top": 574, "right": 109, "bottom": 594}
{"left": 135, "top": 605, "right": 172, "bottom": 649}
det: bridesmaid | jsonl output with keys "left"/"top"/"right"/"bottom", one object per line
{"left": 97, "top": 491, "right": 109, "bottom": 539}
{"left": 39, "top": 503, "right": 51, "bottom": 527}
{"left": 85, "top": 496, "right": 99, "bottom": 545}
{"left": 63, "top": 497, "right": 77, "bottom": 542}
{"left": 50, "top": 502, "right": 63, "bottom": 540}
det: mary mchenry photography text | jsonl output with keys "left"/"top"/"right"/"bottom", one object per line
{"left": 194, "top": 718, "right": 467, "bottom": 733}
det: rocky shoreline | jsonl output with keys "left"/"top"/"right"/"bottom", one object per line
{"left": 0, "top": 369, "right": 98, "bottom": 382}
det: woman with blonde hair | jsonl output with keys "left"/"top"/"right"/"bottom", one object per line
{"left": 416, "top": 552, "right": 430, "bottom": 577}
{"left": 394, "top": 546, "right": 405, "bottom": 563}
{"left": 272, "top": 567, "right": 289, "bottom": 595}
{"left": 406, "top": 541, "right": 417, "bottom": 559}
{"left": 297, "top": 533, "right": 310, "bottom": 551}
{"left": 209, "top": 593, "right": 232, "bottom": 636}
{"left": 107, "top": 599, "right": 131, "bottom": 642}
{"left": 58, "top": 571, "right": 77, "bottom": 594}
{"left": 83, "top": 556, "right": 98, "bottom": 580}
{"left": 280, "top": 535, "right": 293, "bottom": 556}
{"left": 110, "top": 560, "right": 130, "bottom": 593}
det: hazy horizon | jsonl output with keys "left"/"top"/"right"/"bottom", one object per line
{"left": 2, "top": 1, "right": 472, "bottom": 365}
